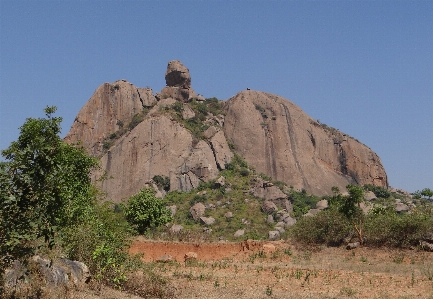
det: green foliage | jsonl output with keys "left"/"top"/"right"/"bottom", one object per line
{"left": 61, "top": 201, "right": 134, "bottom": 287}
{"left": 364, "top": 209, "right": 433, "bottom": 248}
{"left": 290, "top": 208, "right": 351, "bottom": 246}
{"left": 205, "top": 97, "right": 224, "bottom": 116}
{"left": 0, "top": 107, "right": 98, "bottom": 271}
{"left": 289, "top": 189, "right": 321, "bottom": 218}
{"left": 421, "top": 188, "right": 433, "bottom": 200}
{"left": 124, "top": 188, "right": 172, "bottom": 234}
{"left": 152, "top": 175, "right": 171, "bottom": 192}
{"left": 364, "top": 184, "right": 390, "bottom": 198}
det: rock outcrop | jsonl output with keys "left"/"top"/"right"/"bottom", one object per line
{"left": 157, "top": 60, "right": 197, "bottom": 102}
{"left": 65, "top": 61, "right": 388, "bottom": 201}
{"left": 223, "top": 90, "right": 388, "bottom": 195}
{"left": 64, "top": 80, "right": 156, "bottom": 156}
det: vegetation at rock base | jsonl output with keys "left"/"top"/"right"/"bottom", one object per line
{"left": 1, "top": 107, "right": 174, "bottom": 298}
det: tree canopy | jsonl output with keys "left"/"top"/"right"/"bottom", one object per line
{"left": 0, "top": 107, "right": 98, "bottom": 271}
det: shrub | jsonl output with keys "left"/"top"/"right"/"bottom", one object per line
{"left": 364, "top": 184, "right": 390, "bottom": 198}
{"left": 290, "top": 208, "right": 351, "bottom": 246}
{"left": 152, "top": 175, "right": 170, "bottom": 191}
{"left": 0, "top": 107, "right": 98, "bottom": 273}
{"left": 364, "top": 210, "right": 433, "bottom": 248}
{"left": 124, "top": 188, "right": 172, "bottom": 234}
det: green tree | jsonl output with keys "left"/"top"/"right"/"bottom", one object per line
{"left": 0, "top": 107, "right": 98, "bottom": 272}
{"left": 421, "top": 188, "right": 433, "bottom": 200}
{"left": 329, "top": 184, "right": 365, "bottom": 245}
{"left": 124, "top": 188, "right": 172, "bottom": 234}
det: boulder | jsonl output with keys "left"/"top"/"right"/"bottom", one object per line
{"left": 266, "top": 214, "right": 274, "bottom": 224}
{"left": 168, "top": 205, "right": 177, "bottom": 217}
{"left": 165, "top": 60, "right": 191, "bottom": 88}
{"left": 189, "top": 203, "right": 206, "bottom": 221}
{"left": 316, "top": 199, "right": 328, "bottom": 210}
{"left": 234, "top": 230, "right": 245, "bottom": 238}
{"left": 209, "top": 131, "right": 234, "bottom": 169}
{"left": 251, "top": 177, "right": 288, "bottom": 201}
{"left": 268, "top": 231, "right": 280, "bottom": 240}
{"left": 159, "top": 60, "right": 196, "bottom": 102}
{"left": 200, "top": 216, "right": 215, "bottom": 225}
{"left": 169, "top": 224, "right": 184, "bottom": 233}
{"left": 261, "top": 200, "right": 278, "bottom": 214}
{"left": 225, "top": 211, "right": 234, "bottom": 219}
{"left": 275, "top": 226, "right": 285, "bottom": 234}
{"left": 395, "top": 202, "right": 410, "bottom": 213}
{"left": 181, "top": 104, "right": 195, "bottom": 119}
{"left": 215, "top": 176, "right": 225, "bottom": 187}
{"left": 4, "top": 256, "right": 91, "bottom": 289}
{"left": 364, "top": 191, "right": 377, "bottom": 201}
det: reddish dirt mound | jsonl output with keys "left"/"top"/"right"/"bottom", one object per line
{"left": 129, "top": 238, "right": 282, "bottom": 262}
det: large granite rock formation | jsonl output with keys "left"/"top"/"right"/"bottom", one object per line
{"left": 223, "top": 90, "right": 387, "bottom": 195}
{"left": 65, "top": 61, "right": 388, "bottom": 201}
{"left": 64, "top": 79, "right": 156, "bottom": 156}
{"left": 157, "top": 60, "right": 197, "bottom": 102}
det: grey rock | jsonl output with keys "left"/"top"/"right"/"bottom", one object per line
{"left": 234, "top": 229, "right": 245, "bottom": 238}
{"left": 200, "top": 216, "right": 215, "bottom": 225}
{"left": 168, "top": 205, "right": 177, "bottom": 217}
{"left": 268, "top": 231, "right": 281, "bottom": 240}
{"left": 189, "top": 202, "right": 206, "bottom": 221}
{"left": 169, "top": 224, "right": 184, "bottom": 233}
{"left": 275, "top": 226, "right": 285, "bottom": 234}
{"left": 266, "top": 214, "right": 274, "bottom": 224}
{"left": 316, "top": 199, "right": 328, "bottom": 210}
{"left": 225, "top": 211, "right": 234, "bottom": 219}
{"left": 261, "top": 200, "right": 278, "bottom": 214}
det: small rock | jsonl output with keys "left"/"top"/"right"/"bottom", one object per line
{"left": 169, "top": 224, "right": 184, "bottom": 233}
{"left": 189, "top": 202, "right": 206, "bottom": 221}
{"left": 203, "top": 227, "right": 212, "bottom": 234}
{"left": 266, "top": 214, "right": 274, "bottom": 224}
{"left": 275, "top": 226, "right": 285, "bottom": 234}
{"left": 157, "top": 255, "right": 173, "bottom": 263}
{"left": 168, "top": 205, "right": 177, "bottom": 217}
{"left": 261, "top": 200, "right": 278, "bottom": 214}
{"left": 316, "top": 199, "right": 328, "bottom": 210}
{"left": 268, "top": 231, "right": 280, "bottom": 240}
{"left": 225, "top": 211, "right": 234, "bottom": 219}
{"left": 234, "top": 230, "right": 245, "bottom": 238}
{"left": 200, "top": 216, "right": 215, "bottom": 225}
{"left": 215, "top": 176, "right": 225, "bottom": 187}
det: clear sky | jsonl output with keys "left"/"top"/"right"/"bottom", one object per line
{"left": 1, "top": 1, "right": 432, "bottom": 193}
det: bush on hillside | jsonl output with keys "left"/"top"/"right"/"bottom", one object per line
{"left": 124, "top": 188, "right": 172, "bottom": 234}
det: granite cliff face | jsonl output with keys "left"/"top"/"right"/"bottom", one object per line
{"left": 223, "top": 91, "right": 387, "bottom": 196}
{"left": 65, "top": 60, "right": 388, "bottom": 202}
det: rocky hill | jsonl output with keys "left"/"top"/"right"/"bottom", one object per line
{"left": 65, "top": 60, "right": 388, "bottom": 202}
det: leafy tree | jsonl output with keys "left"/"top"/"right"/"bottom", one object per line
{"left": 124, "top": 188, "right": 172, "bottom": 234}
{"left": 329, "top": 184, "right": 365, "bottom": 245}
{"left": 421, "top": 188, "right": 433, "bottom": 200}
{"left": 0, "top": 107, "right": 98, "bottom": 272}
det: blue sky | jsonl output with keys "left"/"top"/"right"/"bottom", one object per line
{"left": 1, "top": 1, "right": 432, "bottom": 192}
